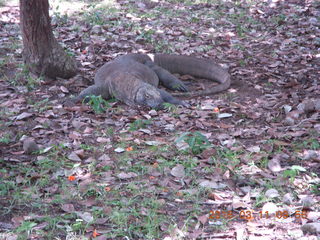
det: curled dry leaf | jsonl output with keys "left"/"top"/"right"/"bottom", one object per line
{"left": 16, "top": 112, "right": 33, "bottom": 120}
{"left": 145, "top": 140, "right": 162, "bottom": 146}
{"left": 97, "top": 137, "right": 110, "bottom": 143}
{"left": 247, "top": 146, "right": 260, "bottom": 153}
{"left": 199, "top": 180, "right": 227, "bottom": 189}
{"left": 282, "top": 193, "right": 293, "bottom": 205}
{"left": 117, "top": 172, "right": 138, "bottom": 179}
{"left": 75, "top": 211, "right": 94, "bottom": 223}
{"left": 170, "top": 164, "right": 185, "bottom": 178}
{"left": 265, "top": 189, "right": 280, "bottom": 199}
{"left": 268, "top": 158, "right": 282, "bottom": 173}
{"left": 68, "top": 152, "right": 82, "bottom": 162}
{"left": 61, "top": 204, "right": 75, "bottom": 213}
{"left": 217, "top": 113, "right": 233, "bottom": 119}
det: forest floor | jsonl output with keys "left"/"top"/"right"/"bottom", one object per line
{"left": 0, "top": 0, "right": 319, "bottom": 239}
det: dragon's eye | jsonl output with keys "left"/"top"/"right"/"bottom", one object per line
{"left": 145, "top": 94, "right": 151, "bottom": 99}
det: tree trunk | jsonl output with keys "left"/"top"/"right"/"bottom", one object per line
{"left": 19, "top": 0, "right": 77, "bottom": 79}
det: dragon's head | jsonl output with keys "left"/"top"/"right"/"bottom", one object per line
{"left": 135, "top": 85, "right": 164, "bottom": 109}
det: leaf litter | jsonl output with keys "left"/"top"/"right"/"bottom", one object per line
{"left": 0, "top": 0, "right": 319, "bottom": 239}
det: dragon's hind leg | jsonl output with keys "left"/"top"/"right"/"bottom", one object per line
{"left": 145, "top": 61, "right": 188, "bottom": 92}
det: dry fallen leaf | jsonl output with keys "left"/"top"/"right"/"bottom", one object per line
{"left": 117, "top": 172, "right": 138, "bottom": 179}
{"left": 170, "top": 164, "right": 185, "bottom": 178}
{"left": 61, "top": 204, "right": 75, "bottom": 213}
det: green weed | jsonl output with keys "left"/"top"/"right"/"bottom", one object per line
{"left": 15, "top": 221, "right": 37, "bottom": 237}
{"left": 0, "top": 133, "right": 11, "bottom": 144}
{"left": 83, "top": 95, "right": 111, "bottom": 114}
{"left": 129, "top": 119, "right": 152, "bottom": 131}
{"left": 283, "top": 165, "right": 306, "bottom": 182}
{"left": 176, "top": 131, "right": 211, "bottom": 155}
{"left": 32, "top": 98, "right": 51, "bottom": 113}
{"left": 52, "top": 5, "right": 69, "bottom": 26}
{"left": 212, "top": 148, "right": 242, "bottom": 169}
{"left": 163, "top": 102, "right": 178, "bottom": 112}
{"left": 83, "top": 4, "right": 119, "bottom": 25}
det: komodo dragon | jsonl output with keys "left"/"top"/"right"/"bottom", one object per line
{"left": 76, "top": 53, "right": 231, "bottom": 108}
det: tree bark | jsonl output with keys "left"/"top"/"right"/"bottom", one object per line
{"left": 19, "top": 0, "right": 77, "bottom": 79}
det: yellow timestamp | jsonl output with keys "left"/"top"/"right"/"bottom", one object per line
{"left": 209, "top": 210, "right": 308, "bottom": 220}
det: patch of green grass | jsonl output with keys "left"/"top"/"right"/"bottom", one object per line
{"left": 128, "top": 163, "right": 149, "bottom": 175}
{"left": 0, "top": 133, "right": 11, "bottom": 144}
{"left": 254, "top": 193, "right": 269, "bottom": 207}
{"left": 36, "top": 157, "right": 59, "bottom": 171}
{"left": 282, "top": 165, "right": 307, "bottom": 182}
{"left": 294, "top": 138, "right": 320, "bottom": 151}
{"left": 163, "top": 102, "right": 178, "bottom": 112}
{"left": 79, "top": 144, "right": 94, "bottom": 151}
{"left": 7, "top": 64, "right": 42, "bottom": 90}
{"left": 212, "top": 147, "right": 242, "bottom": 169}
{"left": 182, "top": 156, "right": 199, "bottom": 170}
{"left": 256, "top": 156, "right": 269, "bottom": 169}
{"left": 83, "top": 4, "right": 119, "bottom": 25}
{"left": 107, "top": 197, "right": 168, "bottom": 239}
{"left": 311, "top": 183, "right": 320, "bottom": 195}
{"left": 135, "top": 28, "right": 156, "bottom": 43}
{"left": 83, "top": 95, "right": 112, "bottom": 114}
{"left": 0, "top": 58, "right": 6, "bottom": 74}
{"left": 270, "top": 14, "right": 286, "bottom": 26}
{"left": 176, "top": 131, "right": 211, "bottom": 155}
{"left": 0, "top": 180, "right": 16, "bottom": 197}
{"left": 104, "top": 126, "right": 115, "bottom": 136}
{"left": 71, "top": 218, "right": 89, "bottom": 234}
{"left": 31, "top": 98, "right": 52, "bottom": 113}
{"left": 15, "top": 221, "right": 37, "bottom": 238}
{"left": 129, "top": 119, "right": 152, "bottom": 131}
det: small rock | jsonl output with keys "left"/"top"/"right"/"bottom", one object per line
{"left": 282, "top": 193, "right": 293, "bottom": 205}
{"left": 301, "top": 223, "right": 320, "bottom": 234}
{"left": 23, "top": 138, "right": 39, "bottom": 154}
